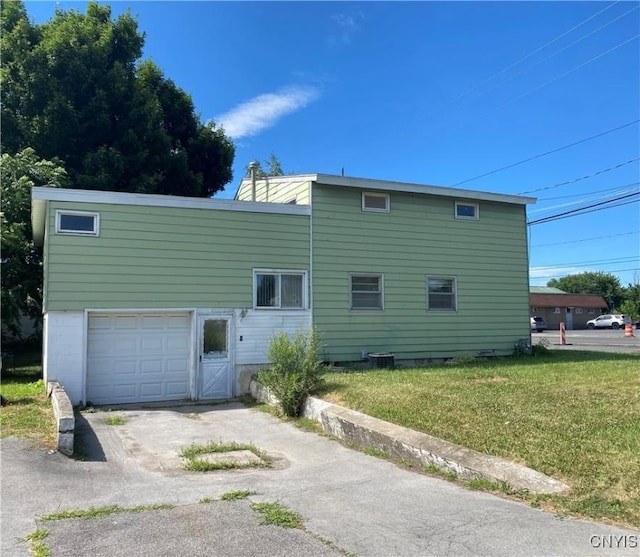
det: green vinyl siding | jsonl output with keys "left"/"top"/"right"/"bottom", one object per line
{"left": 45, "top": 201, "right": 309, "bottom": 311}
{"left": 311, "top": 185, "right": 531, "bottom": 361}
{"left": 236, "top": 179, "right": 310, "bottom": 204}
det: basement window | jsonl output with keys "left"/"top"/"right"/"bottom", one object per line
{"left": 55, "top": 210, "right": 100, "bottom": 236}
{"left": 362, "top": 192, "right": 390, "bottom": 213}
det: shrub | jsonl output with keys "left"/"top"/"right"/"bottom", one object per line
{"left": 258, "top": 328, "right": 325, "bottom": 417}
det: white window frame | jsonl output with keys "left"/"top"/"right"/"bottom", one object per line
{"left": 553, "top": 307, "right": 561, "bottom": 314}
{"left": 455, "top": 201, "right": 479, "bottom": 220}
{"left": 427, "top": 275, "right": 458, "bottom": 312}
{"left": 588, "top": 308, "right": 596, "bottom": 314}
{"left": 253, "top": 269, "right": 307, "bottom": 310}
{"left": 350, "top": 273, "right": 384, "bottom": 311}
{"left": 55, "top": 210, "right": 100, "bottom": 236}
{"left": 575, "top": 307, "right": 583, "bottom": 314}
{"left": 362, "top": 192, "right": 390, "bottom": 213}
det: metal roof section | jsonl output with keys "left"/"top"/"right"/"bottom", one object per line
{"left": 234, "top": 173, "right": 536, "bottom": 205}
{"left": 529, "top": 286, "right": 567, "bottom": 294}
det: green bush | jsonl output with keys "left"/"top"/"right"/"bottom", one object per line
{"left": 258, "top": 328, "right": 325, "bottom": 417}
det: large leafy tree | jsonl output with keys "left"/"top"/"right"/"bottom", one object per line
{"left": 547, "top": 271, "right": 625, "bottom": 311}
{"left": 1, "top": 149, "right": 68, "bottom": 340}
{"left": 1, "top": 1, "right": 234, "bottom": 197}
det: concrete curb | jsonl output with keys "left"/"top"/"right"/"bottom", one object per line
{"left": 250, "top": 380, "right": 569, "bottom": 495}
{"left": 47, "top": 381, "right": 75, "bottom": 456}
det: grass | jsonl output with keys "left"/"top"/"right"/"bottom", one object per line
{"left": 179, "top": 441, "right": 272, "bottom": 471}
{"left": 41, "top": 503, "right": 174, "bottom": 521}
{"left": 0, "top": 352, "right": 56, "bottom": 447}
{"left": 250, "top": 502, "right": 304, "bottom": 528}
{"left": 23, "top": 529, "right": 50, "bottom": 557}
{"left": 221, "top": 489, "right": 258, "bottom": 501}
{"left": 321, "top": 350, "right": 640, "bottom": 528}
{"left": 104, "top": 415, "right": 126, "bottom": 426}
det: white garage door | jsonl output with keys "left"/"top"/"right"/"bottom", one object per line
{"left": 87, "top": 312, "right": 191, "bottom": 405}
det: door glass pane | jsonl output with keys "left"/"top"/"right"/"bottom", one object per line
{"left": 203, "top": 320, "right": 227, "bottom": 358}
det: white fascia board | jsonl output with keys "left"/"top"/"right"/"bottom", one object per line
{"left": 313, "top": 174, "right": 536, "bottom": 205}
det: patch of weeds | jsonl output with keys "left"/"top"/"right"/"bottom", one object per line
{"left": 250, "top": 501, "right": 304, "bottom": 529}
{"left": 180, "top": 441, "right": 272, "bottom": 472}
{"left": 465, "top": 478, "right": 512, "bottom": 493}
{"left": 23, "top": 529, "right": 50, "bottom": 557}
{"left": 221, "top": 490, "right": 257, "bottom": 501}
{"left": 199, "top": 497, "right": 215, "bottom": 504}
{"left": 362, "top": 446, "right": 389, "bottom": 459}
{"left": 41, "top": 503, "right": 173, "bottom": 521}
{"left": 423, "top": 464, "right": 457, "bottom": 481}
{"left": 293, "top": 417, "right": 323, "bottom": 433}
{"left": 104, "top": 415, "right": 126, "bottom": 426}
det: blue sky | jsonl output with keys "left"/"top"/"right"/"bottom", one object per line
{"left": 25, "top": 1, "right": 640, "bottom": 288}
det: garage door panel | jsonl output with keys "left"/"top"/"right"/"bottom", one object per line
{"left": 87, "top": 312, "right": 191, "bottom": 405}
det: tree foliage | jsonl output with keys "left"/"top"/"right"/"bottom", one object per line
{"left": 1, "top": 1, "right": 234, "bottom": 197}
{"left": 1, "top": 149, "right": 68, "bottom": 340}
{"left": 245, "top": 154, "right": 286, "bottom": 179}
{"left": 547, "top": 271, "right": 625, "bottom": 311}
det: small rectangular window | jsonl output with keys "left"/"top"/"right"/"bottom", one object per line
{"left": 362, "top": 192, "right": 390, "bottom": 213}
{"left": 455, "top": 202, "right": 478, "bottom": 220}
{"left": 553, "top": 307, "right": 561, "bottom": 314}
{"left": 588, "top": 308, "right": 596, "bottom": 314}
{"left": 575, "top": 307, "right": 583, "bottom": 314}
{"left": 254, "top": 270, "right": 306, "bottom": 309}
{"left": 55, "top": 210, "right": 99, "bottom": 236}
{"left": 427, "top": 276, "right": 457, "bottom": 311}
{"left": 350, "top": 274, "right": 384, "bottom": 310}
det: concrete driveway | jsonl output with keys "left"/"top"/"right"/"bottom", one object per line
{"left": 2, "top": 402, "right": 638, "bottom": 556}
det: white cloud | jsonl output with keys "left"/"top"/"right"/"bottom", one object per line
{"left": 214, "top": 86, "right": 320, "bottom": 139}
{"left": 328, "top": 11, "right": 364, "bottom": 47}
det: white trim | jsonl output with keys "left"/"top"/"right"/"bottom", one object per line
{"left": 426, "top": 275, "right": 458, "bottom": 312}
{"left": 55, "top": 209, "right": 100, "bottom": 236}
{"left": 197, "top": 312, "right": 235, "bottom": 399}
{"left": 253, "top": 269, "right": 308, "bottom": 310}
{"left": 349, "top": 273, "right": 384, "bottom": 311}
{"left": 454, "top": 201, "right": 479, "bottom": 220}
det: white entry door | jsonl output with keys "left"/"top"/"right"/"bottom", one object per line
{"left": 199, "top": 316, "right": 233, "bottom": 399}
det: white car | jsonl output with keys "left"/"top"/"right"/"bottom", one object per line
{"left": 586, "top": 314, "right": 630, "bottom": 330}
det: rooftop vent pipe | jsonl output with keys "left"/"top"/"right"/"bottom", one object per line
{"left": 249, "top": 161, "right": 259, "bottom": 201}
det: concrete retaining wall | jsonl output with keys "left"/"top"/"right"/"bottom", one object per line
{"left": 249, "top": 379, "right": 568, "bottom": 495}
{"left": 47, "top": 381, "right": 75, "bottom": 456}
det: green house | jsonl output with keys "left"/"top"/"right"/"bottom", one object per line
{"left": 32, "top": 174, "right": 535, "bottom": 405}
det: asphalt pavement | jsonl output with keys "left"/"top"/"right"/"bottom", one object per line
{"left": 2, "top": 402, "right": 638, "bottom": 556}
{"left": 533, "top": 328, "right": 640, "bottom": 354}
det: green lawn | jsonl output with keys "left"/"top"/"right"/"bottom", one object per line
{"left": 320, "top": 350, "right": 640, "bottom": 528}
{"left": 0, "top": 351, "right": 55, "bottom": 447}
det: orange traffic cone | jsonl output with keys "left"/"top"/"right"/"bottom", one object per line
{"left": 624, "top": 323, "right": 634, "bottom": 337}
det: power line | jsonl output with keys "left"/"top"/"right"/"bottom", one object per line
{"left": 424, "top": 2, "right": 621, "bottom": 117}
{"left": 535, "top": 176, "right": 640, "bottom": 199}
{"left": 528, "top": 193, "right": 639, "bottom": 225}
{"left": 528, "top": 183, "right": 639, "bottom": 215}
{"left": 528, "top": 172, "right": 640, "bottom": 201}
{"left": 462, "top": 4, "right": 639, "bottom": 108}
{"left": 531, "top": 231, "right": 638, "bottom": 248}
{"left": 533, "top": 257, "right": 637, "bottom": 269}
{"left": 531, "top": 268, "right": 639, "bottom": 280}
{"left": 453, "top": 120, "right": 640, "bottom": 187}
{"left": 496, "top": 33, "right": 640, "bottom": 111}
